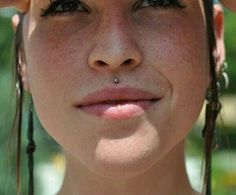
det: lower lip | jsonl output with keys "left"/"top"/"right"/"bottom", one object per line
{"left": 78, "top": 100, "right": 158, "bottom": 120}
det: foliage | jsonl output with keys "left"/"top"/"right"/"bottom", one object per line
{"left": 224, "top": 11, "right": 236, "bottom": 93}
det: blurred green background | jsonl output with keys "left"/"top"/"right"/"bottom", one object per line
{"left": 0, "top": 6, "right": 236, "bottom": 195}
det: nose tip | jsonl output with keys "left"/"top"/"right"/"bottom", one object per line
{"left": 87, "top": 13, "right": 142, "bottom": 73}
{"left": 88, "top": 39, "right": 143, "bottom": 72}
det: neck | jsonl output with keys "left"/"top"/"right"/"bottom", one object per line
{"left": 58, "top": 140, "right": 196, "bottom": 195}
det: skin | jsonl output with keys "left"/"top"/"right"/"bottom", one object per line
{"left": 0, "top": 0, "right": 29, "bottom": 11}
{"left": 220, "top": 0, "right": 236, "bottom": 12}
{"left": 2, "top": 0, "right": 225, "bottom": 194}
{"left": 3, "top": 0, "right": 236, "bottom": 12}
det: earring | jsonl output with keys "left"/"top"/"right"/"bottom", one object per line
{"left": 219, "top": 61, "right": 230, "bottom": 90}
{"left": 26, "top": 97, "right": 35, "bottom": 195}
{"left": 16, "top": 81, "right": 21, "bottom": 96}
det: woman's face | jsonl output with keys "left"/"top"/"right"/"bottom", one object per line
{"left": 22, "top": 0, "right": 212, "bottom": 178}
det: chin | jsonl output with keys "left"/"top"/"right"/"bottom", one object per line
{"left": 87, "top": 135, "right": 161, "bottom": 179}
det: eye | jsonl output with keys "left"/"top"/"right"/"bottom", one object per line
{"left": 134, "top": 0, "right": 186, "bottom": 11}
{"left": 41, "top": 0, "right": 90, "bottom": 17}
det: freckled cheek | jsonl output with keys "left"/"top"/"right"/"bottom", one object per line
{"left": 26, "top": 32, "right": 88, "bottom": 92}
{"left": 163, "top": 36, "right": 208, "bottom": 126}
{"left": 151, "top": 27, "right": 208, "bottom": 86}
{"left": 146, "top": 31, "right": 208, "bottom": 139}
{"left": 144, "top": 25, "right": 208, "bottom": 105}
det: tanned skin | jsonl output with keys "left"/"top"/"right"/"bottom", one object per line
{"left": 1, "top": 0, "right": 236, "bottom": 12}
{"left": 220, "top": 0, "right": 236, "bottom": 12}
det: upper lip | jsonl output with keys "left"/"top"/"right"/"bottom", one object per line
{"left": 76, "top": 86, "right": 161, "bottom": 106}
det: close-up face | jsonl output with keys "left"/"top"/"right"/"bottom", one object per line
{"left": 22, "top": 0, "right": 211, "bottom": 179}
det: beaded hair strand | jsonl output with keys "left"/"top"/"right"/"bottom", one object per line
{"left": 11, "top": 12, "right": 25, "bottom": 195}
{"left": 202, "top": 0, "right": 221, "bottom": 195}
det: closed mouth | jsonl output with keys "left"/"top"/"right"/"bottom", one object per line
{"left": 78, "top": 98, "right": 160, "bottom": 107}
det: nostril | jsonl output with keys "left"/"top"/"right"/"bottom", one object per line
{"left": 122, "top": 59, "right": 133, "bottom": 66}
{"left": 97, "top": 60, "right": 107, "bottom": 67}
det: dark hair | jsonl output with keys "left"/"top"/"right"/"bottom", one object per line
{"left": 11, "top": 1, "right": 220, "bottom": 194}
{"left": 11, "top": 11, "right": 24, "bottom": 195}
{"left": 202, "top": 1, "right": 222, "bottom": 195}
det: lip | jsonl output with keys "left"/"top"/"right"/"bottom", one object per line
{"left": 75, "top": 86, "right": 161, "bottom": 119}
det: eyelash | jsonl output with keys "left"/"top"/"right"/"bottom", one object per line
{"left": 134, "top": 0, "right": 186, "bottom": 10}
{"left": 40, "top": 0, "right": 89, "bottom": 17}
{"left": 40, "top": 0, "right": 186, "bottom": 17}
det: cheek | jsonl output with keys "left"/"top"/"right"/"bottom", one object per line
{"left": 139, "top": 17, "right": 209, "bottom": 143}
{"left": 23, "top": 18, "right": 93, "bottom": 138}
{"left": 162, "top": 24, "right": 209, "bottom": 127}
{"left": 24, "top": 19, "right": 89, "bottom": 102}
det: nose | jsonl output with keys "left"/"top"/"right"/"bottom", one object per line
{"left": 88, "top": 16, "right": 142, "bottom": 73}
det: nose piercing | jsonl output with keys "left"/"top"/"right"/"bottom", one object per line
{"left": 113, "top": 77, "right": 120, "bottom": 84}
